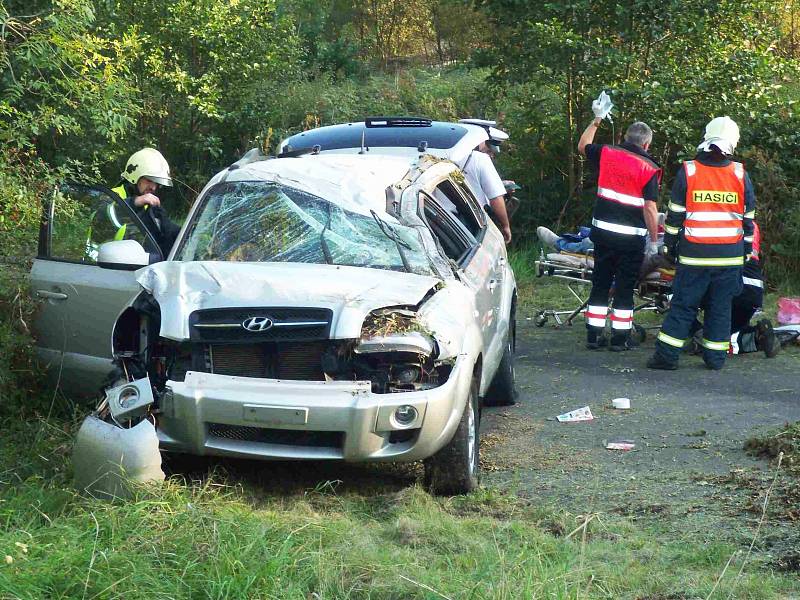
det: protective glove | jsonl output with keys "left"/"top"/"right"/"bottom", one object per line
{"left": 658, "top": 244, "right": 676, "bottom": 265}
{"left": 645, "top": 241, "right": 659, "bottom": 257}
{"left": 591, "top": 91, "right": 614, "bottom": 120}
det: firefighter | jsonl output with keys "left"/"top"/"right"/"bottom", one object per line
{"left": 648, "top": 116, "right": 756, "bottom": 370}
{"left": 111, "top": 148, "right": 181, "bottom": 259}
{"left": 578, "top": 92, "right": 662, "bottom": 351}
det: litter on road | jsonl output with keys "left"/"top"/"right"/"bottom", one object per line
{"left": 556, "top": 406, "right": 594, "bottom": 422}
{"left": 612, "top": 397, "right": 631, "bottom": 410}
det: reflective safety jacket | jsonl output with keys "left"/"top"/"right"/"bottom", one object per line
{"left": 664, "top": 154, "right": 756, "bottom": 267}
{"left": 591, "top": 145, "right": 661, "bottom": 242}
{"left": 110, "top": 181, "right": 180, "bottom": 259}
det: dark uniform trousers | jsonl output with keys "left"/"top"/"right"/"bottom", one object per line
{"left": 656, "top": 266, "right": 743, "bottom": 368}
{"left": 588, "top": 241, "right": 644, "bottom": 318}
{"left": 690, "top": 279, "right": 762, "bottom": 353}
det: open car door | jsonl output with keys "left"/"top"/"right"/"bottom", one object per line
{"left": 30, "top": 183, "right": 163, "bottom": 398}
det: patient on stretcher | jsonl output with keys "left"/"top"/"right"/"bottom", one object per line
{"left": 536, "top": 225, "right": 595, "bottom": 269}
{"left": 537, "top": 215, "right": 671, "bottom": 279}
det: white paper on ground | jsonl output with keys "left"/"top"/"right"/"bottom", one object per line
{"left": 556, "top": 406, "right": 594, "bottom": 422}
{"left": 606, "top": 441, "right": 635, "bottom": 451}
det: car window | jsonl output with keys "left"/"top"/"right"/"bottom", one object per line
{"left": 47, "top": 183, "right": 158, "bottom": 263}
{"left": 175, "top": 181, "right": 435, "bottom": 275}
{"left": 431, "top": 179, "right": 485, "bottom": 238}
{"left": 420, "top": 191, "right": 476, "bottom": 264}
{"left": 450, "top": 177, "right": 487, "bottom": 228}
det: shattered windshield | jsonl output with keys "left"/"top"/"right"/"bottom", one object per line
{"left": 175, "top": 181, "right": 434, "bottom": 275}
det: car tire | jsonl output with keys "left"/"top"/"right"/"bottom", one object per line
{"left": 424, "top": 380, "right": 480, "bottom": 496}
{"left": 485, "top": 316, "right": 517, "bottom": 406}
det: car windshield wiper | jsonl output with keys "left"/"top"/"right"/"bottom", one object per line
{"left": 370, "top": 210, "right": 412, "bottom": 272}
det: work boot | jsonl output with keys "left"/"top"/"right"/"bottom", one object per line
{"left": 586, "top": 328, "right": 608, "bottom": 350}
{"left": 609, "top": 332, "right": 634, "bottom": 352}
{"left": 536, "top": 226, "right": 560, "bottom": 250}
{"left": 703, "top": 359, "right": 724, "bottom": 371}
{"left": 646, "top": 353, "right": 678, "bottom": 370}
{"left": 755, "top": 319, "right": 780, "bottom": 358}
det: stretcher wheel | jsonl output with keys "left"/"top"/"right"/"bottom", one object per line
{"left": 535, "top": 314, "right": 547, "bottom": 327}
{"left": 633, "top": 323, "right": 647, "bottom": 343}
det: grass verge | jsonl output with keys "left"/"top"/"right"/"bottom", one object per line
{"left": 2, "top": 412, "right": 799, "bottom": 599}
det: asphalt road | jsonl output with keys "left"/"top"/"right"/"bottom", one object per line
{"left": 482, "top": 320, "right": 800, "bottom": 552}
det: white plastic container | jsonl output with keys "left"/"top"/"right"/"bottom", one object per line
{"left": 612, "top": 397, "right": 631, "bottom": 410}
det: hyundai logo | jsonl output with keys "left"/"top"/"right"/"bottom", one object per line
{"left": 242, "top": 316, "right": 273, "bottom": 332}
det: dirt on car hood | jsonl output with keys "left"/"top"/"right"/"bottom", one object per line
{"left": 136, "top": 261, "right": 442, "bottom": 341}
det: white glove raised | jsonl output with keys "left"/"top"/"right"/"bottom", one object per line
{"left": 591, "top": 91, "right": 614, "bottom": 120}
{"left": 645, "top": 241, "right": 659, "bottom": 256}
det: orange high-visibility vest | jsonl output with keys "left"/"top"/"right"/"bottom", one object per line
{"left": 684, "top": 161, "right": 745, "bottom": 245}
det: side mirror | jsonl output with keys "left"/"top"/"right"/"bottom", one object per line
{"left": 98, "top": 240, "right": 149, "bottom": 271}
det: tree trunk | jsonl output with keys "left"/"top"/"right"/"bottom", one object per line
{"left": 557, "top": 62, "right": 577, "bottom": 231}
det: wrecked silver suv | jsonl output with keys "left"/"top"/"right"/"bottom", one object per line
{"left": 32, "top": 148, "right": 517, "bottom": 496}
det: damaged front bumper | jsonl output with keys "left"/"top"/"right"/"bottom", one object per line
{"left": 157, "top": 354, "right": 471, "bottom": 462}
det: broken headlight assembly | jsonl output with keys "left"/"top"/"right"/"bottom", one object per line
{"left": 321, "top": 309, "right": 453, "bottom": 393}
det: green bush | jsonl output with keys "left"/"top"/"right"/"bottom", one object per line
{"left": 0, "top": 264, "right": 41, "bottom": 412}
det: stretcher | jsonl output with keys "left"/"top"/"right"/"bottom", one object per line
{"left": 533, "top": 250, "right": 673, "bottom": 340}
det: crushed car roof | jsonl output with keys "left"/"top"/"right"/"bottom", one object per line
{"left": 220, "top": 154, "right": 416, "bottom": 218}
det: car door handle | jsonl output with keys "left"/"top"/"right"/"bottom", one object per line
{"left": 36, "top": 290, "right": 68, "bottom": 300}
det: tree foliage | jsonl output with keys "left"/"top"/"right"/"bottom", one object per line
{"left": 0, "top": 0, "right": 797, "bottom": 278}
{"left": 478, "top": 0, "right": 799, "bottom": 273}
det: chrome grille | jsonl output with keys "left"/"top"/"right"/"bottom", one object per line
{"left": 190, "top": 307, "right": 332, "bottom": 343}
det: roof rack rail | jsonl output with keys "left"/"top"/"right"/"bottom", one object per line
{"left": 277, "top": 144, "right": 322, "bottom": 158}
{"left": 365, "top": 116, "right": 432, "bottom": 128}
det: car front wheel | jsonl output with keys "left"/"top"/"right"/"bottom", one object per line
{"left": 423, "top": 380, "right": 480, "bottom": 496}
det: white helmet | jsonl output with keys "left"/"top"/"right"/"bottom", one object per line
{"left": 121, "top": 148, "right": 173, "bottom": 187}
{"left": 697, "top": 116, "right": 740, "bottom": 156}
{"left": 459, "top": 118, "right": 509, "bottom": 152}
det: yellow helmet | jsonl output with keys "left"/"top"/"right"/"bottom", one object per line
{"left": 121, "top": 148, "right": 173, "bottom": 187}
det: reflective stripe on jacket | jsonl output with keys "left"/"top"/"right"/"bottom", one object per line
{"left": 593, "top": 146, "right": 661, "bottom": 238}
{"left": 109, "top": 184, "right": 129, "bottom": 240}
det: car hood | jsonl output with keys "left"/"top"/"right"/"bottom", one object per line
{"left": 136, "top": 261, "right": 441, "bottom": 341}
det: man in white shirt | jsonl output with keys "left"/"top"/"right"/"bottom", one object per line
{"left": 457, "top": 124, "right": 513, "bottom": 244}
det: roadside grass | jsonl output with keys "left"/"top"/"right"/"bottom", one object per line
{"left": 1, "top": 412, "right": 799, "bottom": 599}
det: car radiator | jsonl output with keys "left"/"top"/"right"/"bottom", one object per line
{"left": 185, "top": 307, "right": 334, "bottom": 381}
{"left": 202, "top": 341, "right": 327, "bottom": 380}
